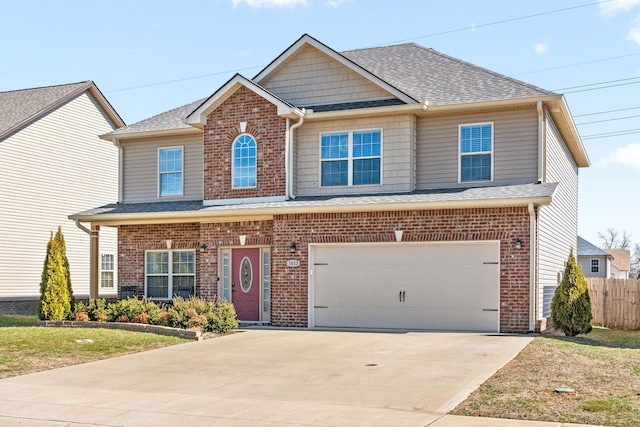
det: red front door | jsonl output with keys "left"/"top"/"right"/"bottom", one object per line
{"left": 232, "top": 248, "right": 261, "bottom": 321}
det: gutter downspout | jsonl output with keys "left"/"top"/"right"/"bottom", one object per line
{"left": 112, "top": 138, "right": 123, "bottom": 203}
{"left": 528, "top": 202, "right": 536, "bottom": 332}
{"left": 286, "top": 109, "right": 305, "bottom": 200}
{"left": 537, "top": 102, "right": 546, "bottom": 183}
{"left": 75, "top": 220, "right": 99, "bottom": 300}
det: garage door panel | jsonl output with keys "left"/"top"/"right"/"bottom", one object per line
{"left": 312, "top": 242, "right": 500, "bottom": 332}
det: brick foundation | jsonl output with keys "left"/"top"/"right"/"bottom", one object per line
{"left": 117, "top": 206, "right": 533, "bottom": 333}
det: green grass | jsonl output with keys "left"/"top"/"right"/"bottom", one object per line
{"left": 452, "top": 327, "right": 640, "bottom": 427}
{"left": 0, "top": 313, "right": 188, "bottom": 379}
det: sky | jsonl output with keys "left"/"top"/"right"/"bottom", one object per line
{"left": 1, "top": 0, "right": 639, "bottom": 249}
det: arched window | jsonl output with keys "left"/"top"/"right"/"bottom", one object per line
{"left": 232, "top": 134, "right": 257, "bottom": 188}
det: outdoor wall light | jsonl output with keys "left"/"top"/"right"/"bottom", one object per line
{"left": 199, "top": 243, "right": 207, "bottom": 253}
{"left": 515, "top": 239, "right": 522, "bottom": 250}
{"left": 290, "top": 241, "right": 297, "bottom": 252}
{"left": 239, "top": 235, "right": 247, "bottom": 246}
{"left": 166, "top": 239, "right": 172, "bottom": 250}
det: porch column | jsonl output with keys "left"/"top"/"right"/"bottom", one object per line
{"left": 90, "top": 225, "right": 100, "bottom": 300}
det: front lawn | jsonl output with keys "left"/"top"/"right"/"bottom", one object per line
{"left": 452, "top": 327, "right": 640, "bottom": 427}
{"left": 0, "top": 314, "right": 188, "bottom": 379}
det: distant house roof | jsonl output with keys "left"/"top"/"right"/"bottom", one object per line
{"left": 341, "top": 43, "right": 554, "bottom": 106}
{"left": 604, "top": 248, "right": 631, "bottom": 271}
{"left": 577, "top": 236, "right": 611, "bottom": 257}
{"left": 0, "top": 81, "right": 124, "bottom": 141}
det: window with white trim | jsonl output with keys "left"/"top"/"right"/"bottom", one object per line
{"left": 145, "top": 250, "right": 195, "bottom": 299}
{"left": 320, "top": 129, "right": 381, "bottom": 187}
{"left": 591, "top": 259, "right": 600, "bottom": 273}
{"left": 100, "top": 254, "right": 114, "bottom": 288}
{"left": 459, "top": 123, "right": 493, "bottom": 182}
{"left": 232, "top": 134, "right": 257, "bottom": 188}
{"left": 158, "top": 147, "right": 183, "bottom": 196}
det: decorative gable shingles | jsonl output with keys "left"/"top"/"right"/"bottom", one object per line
{"left": 203, "top": 86, "right": 286, "bottom": 201}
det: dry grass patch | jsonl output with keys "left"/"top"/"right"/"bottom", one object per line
{"left": 452, "top": 327, "right": 640, "bottom": 427}
{"left": 0, "top": 314, "right": 188, "bottom": 379}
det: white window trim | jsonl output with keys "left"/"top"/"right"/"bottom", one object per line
{"left": 100, "top": 253, "right": 115, "bottom": 289}
{"left": 591, "top": 258, "right": 600, "bottom": 273}
{"left": 157, "top": 146, "right": 184, "bottom": 197}
{"left": 458, "top": 122, "right": 494, "bottom": 183}
{"left": 318, "top": 128, "right": 384, "bottom": 188}
{"left": 144, "top": 249, "right": 196, "bottom": 300}
{"left": 231, "top": 133, "right": 258, "bottom": 190}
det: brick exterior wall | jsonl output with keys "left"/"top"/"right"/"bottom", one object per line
{"left": 117, "top": 207, "right": 532, "bottom": 333}
{"left": 203, "top": 86, "right": 287, "bottom": 201}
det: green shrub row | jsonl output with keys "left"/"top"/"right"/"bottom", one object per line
{"left": 72, "top": 296, "right": 238, "bottom": 334}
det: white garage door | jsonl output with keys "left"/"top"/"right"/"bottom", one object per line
{"left": 310, "top": 241, "right": 500, "bottom": 332}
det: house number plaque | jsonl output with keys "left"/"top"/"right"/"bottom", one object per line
{"left": 286, "top": 260, "right": 300, "bottom": 268}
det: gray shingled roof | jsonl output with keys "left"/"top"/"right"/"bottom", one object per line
{"left": 341, "top": 43, "right": 555, "bottom": 105}
{"left": 0, "top": 81, "right": 92, "bottom": 141}
{"left": 108, "top": 98, "right": 206, "bottom": 136}
{"left": 71, "top": 182, "right": 557, "bottom": 219}
{"left": 577, "top": 236, "right": 610, "bottom": 257}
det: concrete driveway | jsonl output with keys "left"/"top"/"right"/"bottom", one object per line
{"left": 0, "top": 329, "right": 533, "bottom": 426}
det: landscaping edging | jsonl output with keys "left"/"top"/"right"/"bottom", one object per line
{"left": 38, "top": 320, "right": 202, "bottom": 341}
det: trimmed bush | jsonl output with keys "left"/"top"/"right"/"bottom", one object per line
{"left": 54, "top": 227, "right": 75, "bottom": 314}
{"left": 38, "top": 231, "right": 72, "bottom": 320}
{"left": 87, "top": 299, "right": 110, "bottom": 322}
{"left": 206, "top": 299, "right": 238, "bottom": 333}
{"left": 551, "top": 250, "right": 593, "bottom": 336}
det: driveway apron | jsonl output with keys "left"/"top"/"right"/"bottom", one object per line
{"left": 0, "top": 329, "right": 532, "bottom": 426}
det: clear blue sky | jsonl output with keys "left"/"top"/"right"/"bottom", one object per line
{"left": 2, "top": 0, "right": 639, "bottom": 248}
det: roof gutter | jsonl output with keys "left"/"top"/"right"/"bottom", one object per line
{"left": 99, "top": 126, "right": 202, "bottom": 141}
{"left": 69, "top": 195, "right": 553, "bottom": 226}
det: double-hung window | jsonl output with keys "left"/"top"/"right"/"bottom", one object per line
{"left": 100, "top": 254, "right": 114, "bottom": 288}
{"left": 158, "top": 147, "right": 183, "bottom": 196}
{"left": 459, "top": 123, "right": 493, "bottom": 182}
{"left": 232, "top": 134, "right": 257, "bottom": 188}
{"left": 145, "top": 250, "right": 195, "bottom": 299}
{"left": 591, "top": 259, "right": 599, "bottom": 273}
{"left": 320, "top": 129, "right": 381, "bottom": 187}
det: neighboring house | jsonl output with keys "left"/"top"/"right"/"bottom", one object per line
{"left": 70, "top": 35, "right": 590, "bottom": 333}
{"left": 604, "top": 248, "right": 631, "bottom": 279}
{"left": 577, "top": 236, "right": 613, "bottom": 278}
{"left": 0, "top": 81, "right": 124, "bottom": 314}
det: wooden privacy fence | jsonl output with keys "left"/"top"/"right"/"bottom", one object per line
{"left": 587, "top": 278, "right": 640, "bottom": 329}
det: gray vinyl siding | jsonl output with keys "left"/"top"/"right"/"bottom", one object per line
{"left": 122, "top": 135, "right": 203, "bottom": 203}
{"left": 577, "top": 255, "right": 608, "bottom": 278}
{"left": 295, "top": 115, "right": 414, "bottom": 196}
{"left": 261, "top": 45, "right": 395, "bottom": 107}
{"left": 0, "top": 92, "right": 118, "bottom": 298}
{"left": 537, "top": 111, "right": 578, "bottom": 319}
{"left": 416, "top": 109, "right": 539, "bottom": 189}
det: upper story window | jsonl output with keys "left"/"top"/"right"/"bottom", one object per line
{"left": 591, "top": 259, "right": 600, "bottom": 273}
{"left": 320, "top": 129, "right": 381, "bottom": 187}
{"left": 158, "top": 147, "right": 183, "bottom": 196}
{"left": 459, "top": 123, "right": 493, "bottom": 183}
{"left": 232, "top": 134, "right": 257, "bottom": 188}
{"left": 145, "top": 250, "right": 195, "bottom": 300}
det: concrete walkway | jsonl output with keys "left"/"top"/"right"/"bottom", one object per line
{"left": 0, "top": 329, "right": 606, "bottom": 426}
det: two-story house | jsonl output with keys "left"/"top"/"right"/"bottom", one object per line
{"left": 71, "top": 35, "right": 589, "bottom": 333}
{"left": 0, "top": 81, "right": 123, "bottom": 314}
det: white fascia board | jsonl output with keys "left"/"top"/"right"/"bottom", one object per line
{"left": 185, "top": 74, "right": 301, "bottom": 127}
{"left": 253, "top": 34, "right": 418, "bottom": 105}
{"left": 69, "top": 195, "right": 552, "bottom": 226}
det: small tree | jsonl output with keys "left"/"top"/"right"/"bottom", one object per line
{"left": 38, "top": 231, "right": 72, "bottom": 320}
{"left": 54, "top": 227, "right": 75, "bottom": 313}
{"left": 551, "top": 250, "right": 593, "bottom": 336}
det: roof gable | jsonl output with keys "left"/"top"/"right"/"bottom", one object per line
{"left": 0, "top": 81, "right": 124, "bottom": 141}
{"left": 604, "top": 248, "right": 631, "bottom": 271}
{"left": 577, "top": 236, "right": 611, "bottom": 257}
{"left": 185, "top": 74, "right": 302, "bottom": 127}
{"left": 254, "top": 34, "right": 417, "bottom": 106}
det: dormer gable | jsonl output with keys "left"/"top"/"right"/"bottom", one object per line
{"left": 253, "top": 34, "right": 416, "bottom": 109}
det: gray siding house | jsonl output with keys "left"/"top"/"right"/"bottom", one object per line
{"left": 71, "top": 35, "right": 589, "bottom": 333}
{"left": 0, "top": 81, "right": 124, "bottom": 313}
